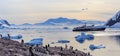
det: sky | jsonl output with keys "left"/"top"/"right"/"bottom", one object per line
{"left": 0, "top": 0, "right": 120, "bottom": 24}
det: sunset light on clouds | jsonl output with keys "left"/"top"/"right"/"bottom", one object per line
{"left": 0, "top": 0, "right": 120, "bottom": 24}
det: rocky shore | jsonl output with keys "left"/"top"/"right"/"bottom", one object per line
{"left": 0, "top": 38, "right": 87, "bottom": 56}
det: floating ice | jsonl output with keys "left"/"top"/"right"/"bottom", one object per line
{"left": 75, "top": 35, "right": 85, "bottom": 43}
{"left": 75, "top": 32, "right": 94, "bottom": 43}
{"left": 86, "top": 34, "right": 94, "bottom": 40}
{"left": 58, "top": 40, "right": 70, "bottom": 43}
{"left": 25, "top": 38, "right": 43, "bottom": 46}
{"left": 63, "top": 27, "right": 69, "bottom": 29}
{"left": 89, "top": 44, "right": 106, "bottom": 50}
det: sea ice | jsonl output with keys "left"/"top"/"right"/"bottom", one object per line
{"left": 75, "top": 32, "right": 94, "bottom": 43}
{"left": 1, "top": 34, "right": 22, "bottom": 39}
{"left": 25, "top": 38, "right": 43, "bottom": 46}
{"left": 57, "top": 40, "right": 70, "bottom": 43}
{"left": 89, "top": 44, "right": 106, "bottom": 50}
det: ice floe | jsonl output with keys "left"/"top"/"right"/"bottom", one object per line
{"left": 1, "top": 34, "right": 22, "bottom": 39}
{"left": 75, "top": 32, "right": 94, "bottom": 43}
{"left": 57, "top": 40, "right": 70, "bottom": 44}
{"left": 25, "top": 38, "right": 43, "bottom": 46}
{"left": 89, "top": 44, "right": 106, "bottom": 50}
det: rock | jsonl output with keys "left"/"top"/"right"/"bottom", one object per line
{"left": 0, "top": 38, "right": 87, "bottom": 56}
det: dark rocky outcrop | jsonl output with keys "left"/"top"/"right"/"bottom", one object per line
{"left": 0, "top": 38, "right": 87, "bottom": 56}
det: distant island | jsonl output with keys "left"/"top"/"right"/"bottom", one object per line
{"left": 0, "top": 17, "right": 105, "bottom": 27}
{"left": 34, "top": 17, "right": 105, "bottom": 26}
{"left": 1, "top": 10, "right": 120, "bottom": 28}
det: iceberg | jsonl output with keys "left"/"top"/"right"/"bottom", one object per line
{"left": 89, "top": 44, "right": 106, "bottom": 50}
{"left": 86, "top": 34, "right": 94, "bottom": 40}
{"left": 75, "top": 32, "right": 94, "bottom": 43}
{"left": 57, "top": 40, "right": 70, "bottom": 43}
{"left": 75, "top": 36, "right": 85, "bottom": 43}
{"left": 25, "top": 38, "right": 43, "bottom": 46}
{"left": 75, "top": 33, "right": 86, "bottom": 43}
{"left": 10, "top": 35, "right": 22, "bottom": 39}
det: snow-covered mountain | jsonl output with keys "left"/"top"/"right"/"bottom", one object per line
{"left": 0, "top": 19, "right": 10, "bottom": 28}
{"left": 106, "top": 11, "right": 120, "bottom": 27}
{"left": 34, "top": 17, "right": 104, "bottom": 26}
{"left": 20, "top": 23, "right": 32, "bottom": 26}
{"left": 34, "top": 17, "right": 82, "bottom": 25}
{"left": 0, "top": 17, "right": 105, "bottom": 29}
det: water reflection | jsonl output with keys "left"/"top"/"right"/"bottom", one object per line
{"left": 111, "top": 35, "right": 120, "bottom": 45}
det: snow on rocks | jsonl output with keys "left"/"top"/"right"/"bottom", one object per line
{"left": 106, "top": 11, "right": 120, "bottom": 27}
{"left": 0, "top": 19, "right": 10, "bottom": 28}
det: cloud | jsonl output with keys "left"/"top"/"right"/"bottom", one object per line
{"left": 59, "top": 10, "right": 81, "bottom": 13}
{"left": 58, "top": 8, "right": 88, "bottom": 13}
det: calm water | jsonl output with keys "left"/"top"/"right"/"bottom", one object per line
{"left": 0, "top": 26, "right": 120, "bottom": 56}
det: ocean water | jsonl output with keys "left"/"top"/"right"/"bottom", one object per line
{"left": 0, "top": 26, "right": 120, "bottom": 56}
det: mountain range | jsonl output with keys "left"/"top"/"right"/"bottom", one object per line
{"left": 0, "top": 17, "right": 106, "bottom": 28}
{"left": 26, "top": 17, "right": 104, "bottom": 26}
{"left": 1, "top": 10, "right": 120, "bottom": 28}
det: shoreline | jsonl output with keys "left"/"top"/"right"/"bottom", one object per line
{"left": 0, "top": 38, "right": 88, "bottom": 56}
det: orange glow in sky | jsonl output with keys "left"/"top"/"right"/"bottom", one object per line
{"left": 0, "top": 0, "right": 120, "bottom": 24}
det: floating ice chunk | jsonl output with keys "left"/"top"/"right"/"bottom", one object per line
{"left": 10, "top": 35, "right": 22, "bottom": 39}
{"left": 75, "top": 35, "right": 85, "bottom": 43}
{"left": 75, "top": 32, "right": 94, "bottom": 43}
{"left": 89, "top": 44, "right": 106, "bottom": 50}
{"left": 2, "top": 34, "right": 22, "bottom": 39}
{"left": 25, "top": 38, "right": 43, "bottom": 46}
{"left": 81, "top": 32, "right": 86, "bottom": 38}
{"left": 63, "top": 27, "right": 69, "bottom": 29}
{"left": 58, "top": 40, "right": 70, "bottom": 43}
{"left": 86, "top": 34, "right": 94, "bottom": 40}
